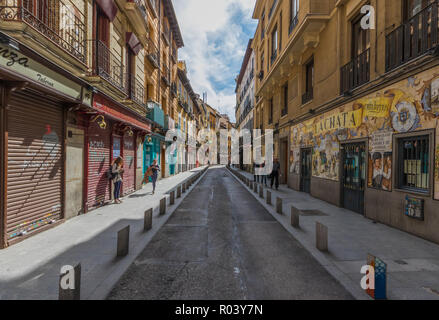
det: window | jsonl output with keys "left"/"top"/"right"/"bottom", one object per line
{"left": 352, "top": 14, "right": 370, "bottom": 58}
{"left": 303, "top": 58, "right": 314, "bottom": 104}
{"left": 271, "top": 26, "right": 278, "bottom": 64}
{"left": 404, "top": 0, "right": 435, "bottom": 20}
{"left": 261, "top": 11, "right": 266, "bottom": 40}
{"left": 260, "top": 51, "right": 265, "bottom": 77}
{"left": 268, "top": 98, "right": 273, "bottom": 124}
{"left": 290, "top": 0, "right": 299, "bottom": 33}
{"left": 282, "top": 84, "right": 288, "bottom": 116}
{"left": 397, "top": 135, "right": 430, "bottom": 192}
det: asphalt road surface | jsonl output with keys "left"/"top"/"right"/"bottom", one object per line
{"left": 108, "top": 167, "right": 353, "bottom": 300}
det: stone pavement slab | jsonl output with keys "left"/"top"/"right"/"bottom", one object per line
{"left": 0, "top": 166, "right": 208, "bottom": 300}
{"left": 228, "top": 167, "right": 439, "bottom": 300}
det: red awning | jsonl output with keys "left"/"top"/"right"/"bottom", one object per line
{"left": 93, "top": 94, "right": 151, "bottom": 132}
{"left": 126, "top": 32, "right": 142, "bottom": 55}
{"left": 96, "top": 0, "right": 118, "bottom": 22}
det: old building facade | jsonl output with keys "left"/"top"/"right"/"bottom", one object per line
{"left": 251, "top": 0, "right": 439, "bottom": 244}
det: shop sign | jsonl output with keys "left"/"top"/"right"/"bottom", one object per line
{"left": 0, "top": 45, "right": 82, "bottom": 100}
{"left": 358, "top": 97, "right": 392, "bottom": 118}
{"left": 313, "top": 109, "right": 363, "bottom": 136}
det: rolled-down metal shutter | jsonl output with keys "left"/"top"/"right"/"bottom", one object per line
{"left": 123, "top": 133, "right": 135, "bottom": 195}
{"left": 87, "top": 120, "right": 111, "bottom": 209}
{"left": 7, "top": 91, "right": 63, "bottom": 240}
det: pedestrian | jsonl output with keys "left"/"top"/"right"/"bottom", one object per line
{"left": 270, "top": 158, "right": 281, "bottom": 190}
{"left": 254, "top": 163, "right": 259, "bottom": 183}
{"left": 148, "top": 159, "right": 161, "bottom": 195}
{"left": 260, "top": 161, "right": 268, "bottom": 186}
{"left": 111, "top": 156, "right": 124, "bottom": 204}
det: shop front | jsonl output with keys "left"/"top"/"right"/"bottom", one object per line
{"left": 86, "top": 93, "right": 151, "bottom": 210}
{"left": 0, "top": 36, "right": 88, "bottom": 247}
{"left": 289, "top": 67, "right": 439, "bottom": 244}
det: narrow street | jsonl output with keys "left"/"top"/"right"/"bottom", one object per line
{"left": 108, "top": 167, "right": 353, "bottom": 300}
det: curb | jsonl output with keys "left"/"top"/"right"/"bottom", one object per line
{"left": 226, "top": 166, "right": 371, "bottom": 301}
{"left": 88, "top": 167, "right": 209, "bottom": 300}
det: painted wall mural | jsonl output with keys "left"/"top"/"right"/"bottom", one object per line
{"left": 290, "top": 68, "right": 439, "bottom": 200}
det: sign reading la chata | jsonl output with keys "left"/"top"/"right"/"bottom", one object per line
{"left": 0, "top": 45, "right": 82, "bottom": 101}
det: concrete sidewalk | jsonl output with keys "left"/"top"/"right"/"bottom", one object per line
{"left": 228, "top": 167, "right": 439, "bottom": 300}
{"left": 0, "top": 166, "right": 208, "bottom": 300}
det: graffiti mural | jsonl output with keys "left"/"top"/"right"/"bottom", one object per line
{"left": 290, "top": 68, "right": 439, "bottom": 199}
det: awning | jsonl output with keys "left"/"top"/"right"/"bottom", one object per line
{"left": 126, "top": 32, "right": 142, "bottom": 55}
{"left": 96, "top": 0, "right": 118, "bottom": 22}
{"left": 93, "top": 93, "right": 151, "bottom": 132}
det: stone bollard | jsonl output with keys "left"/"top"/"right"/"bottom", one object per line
{"left": 117, "top": 226, "right": 130, "bottom": 257}
{"left": 177, "top": 185, "right": 182, "bottom": 198}
{"left": 259, "top": 185, "right": 264, "bottom": 198}
{"left": 170, "top": 190, "right": 175, "bottom": 205}
{"left": 59, "top": 263, "right": 81, "bottom": 300}
{"left": 266, "top": 190, "right": 272, "bottom": 205}
{"left": 144, "top": 208, "right": 153, "bottom": 231}
{"left": 276, "top": 197, "right": 283, "bottom": 215}
{"left": 160, "top": 198, "right": 166, "bottom": 215}
{"left": 291, "top": 207, "right": 300, "bottom": 228}
{"left": 316, "top": 222, "right": 328, "bottom": 252}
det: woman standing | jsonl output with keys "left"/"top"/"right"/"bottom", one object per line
{"left": 149, "top": 159, "right": 161, "bottom": 195}
{"left": 111, "top": 156, "right": 124, "bottom": 204}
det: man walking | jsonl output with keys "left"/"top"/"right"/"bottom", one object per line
{"left": 270, "top": 158, "right": 281, "bottom": 190}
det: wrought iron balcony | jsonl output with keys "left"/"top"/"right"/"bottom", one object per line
{"left": 386, "top": 0, "right": 439, "bottom": 72}
{"left": 171, "top": 47, "right": 177, "bottom": 63}
{"left": 302, "top": 88, "right": 314, "bottom": 104}
{"left": 171, "top": 82, "right": 177, "bottom": 97}
{"left": 271, "top": 50, "right": 278, "bottom": 65}
{"left": 162, "top": 23, "right": 170, "bottom": 45}
{"left": 146, "top": 37, "right": 159, "bottom": 68}
{"left": 340, "top": 48, "right": 370, "bottom": 94}
{"left": 0, "top": 0, "right": 87, "bottom": 64}
{"left": 269, "top": 0, "right": 278, "bottom": 19}
{"left": 161, "top": 63, "right": 170, "bottom": 86}
{"left": 289, "top": 14, "right": 299, "bottom": 35}
{"left": 93, "top": 40, "right": 128, "bottom": 94}
{"left": 129, "top": 74, "right": 146, "bottom": 106}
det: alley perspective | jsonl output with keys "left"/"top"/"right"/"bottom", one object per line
{"left": 1, "top": 0, "right": 439, "bottom": 308}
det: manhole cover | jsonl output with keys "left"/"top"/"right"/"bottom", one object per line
{"left": 300, "top": 210, "right": 328, "bottom": 216}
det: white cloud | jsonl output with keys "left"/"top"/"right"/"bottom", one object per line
{"left": 173, "top": 0, "right": 257, "bottom": 122}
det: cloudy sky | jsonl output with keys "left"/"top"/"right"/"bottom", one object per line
{"left": 173, "top": 0, "right": 257, "bottom": 122}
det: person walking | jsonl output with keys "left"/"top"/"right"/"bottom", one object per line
{"left": 270, "top": 158, "right": 281, "bottom": 190}
{"left": 111, "top": 156, "right": 124, "bottom": 204}
{"left": 260, "top": 161, "right": 268, "bottom": 186}
{"left": 148, "top": 159, "right": 161, "bottom": 195}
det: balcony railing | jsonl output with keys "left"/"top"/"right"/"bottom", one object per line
{"left": 302, "top": 88, "right": 313, "bottom": 104}
{"left": 269, "top": 0, "right": 278, "bottom": 19}
{"left": 129, "top": 75, "right": 146, "bottom": 106}
{"left": 0, "top": 0, "right": 87, "bottom": 64}
{"left": 171, "top": 82, "right": 177, "bottom": 97}
{"left": 289, "top": 14, "right": 299, "bottom": 34}
{"left": 161, "top": 63, "right": 170, "bottom": 86}
{"left": 271, "top": 50, "right": 278, "bottom": 65}
{"left": 340, "top": 48, "right": 370, "bottom": 94}
{"left": 93, "top": 40, "right": 128, "bottom": 94}
{"left": 132, "top": 0, "right": 147, "bottom": 20}
{"left": 171, "top": 47, "right": 177, "bottom": 63}
{"left": 386, "top": 0, "right": 439, "bottom": 72}
{"left": 162, "top": 23, "right": 170, "bottom": 44}
{"left": 146, "top": 37, "right": 159, "bottom": 68}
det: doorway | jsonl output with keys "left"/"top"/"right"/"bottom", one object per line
{"left": 300, "top": 148, "right": 312, "bottom": 193}
{"left": 281, "top": 138, "right": 288, "bottom": 184}
{"left": 341, "top": 142, "right": 366, "bottom": 215}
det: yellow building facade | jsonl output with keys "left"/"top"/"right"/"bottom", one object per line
{"left": 251, "top": 0, "right": 439, "bottom": 244}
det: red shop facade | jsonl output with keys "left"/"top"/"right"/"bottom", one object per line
{"left": 84, "top": 93, "right": 151, "bottom": 212}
